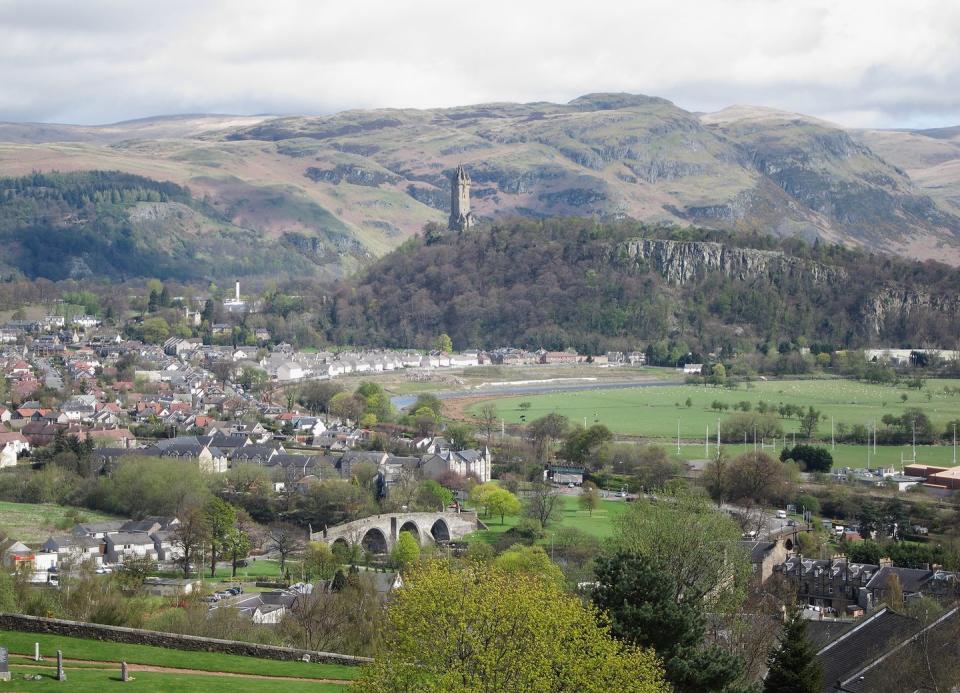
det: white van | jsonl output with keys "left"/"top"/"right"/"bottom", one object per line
{"left": 776, "top": 510, "right": 787, "bottom": 519}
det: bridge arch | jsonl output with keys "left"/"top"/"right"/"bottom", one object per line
{"left": 430, "top": 518, "right": 450, "bottom": 542}
{"left": 399, "top": 520, "right": 421, "bottom": 544}
{"left": 361, "top": 527, "right": 388, "bottom": 555}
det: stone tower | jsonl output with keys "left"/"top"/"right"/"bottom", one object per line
{"left": 448, "top": 164, "right": 474, "bottom": 232}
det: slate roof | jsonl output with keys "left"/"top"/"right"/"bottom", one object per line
{"left": 816, "top": 608, "right": 922, "bottom": 691}
{"left": 865, "top": 566, "right": 934, "bottom": 593}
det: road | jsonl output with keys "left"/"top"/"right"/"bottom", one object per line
{"left": 36, "top": 357, "right": 64, "bottom": 391}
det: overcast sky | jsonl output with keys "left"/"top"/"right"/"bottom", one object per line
{"left": 2, "top": 0, "right": 959, "bottom": 129}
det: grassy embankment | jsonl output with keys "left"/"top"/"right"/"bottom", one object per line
{"left": 0, "top": 629, "right": 358, "bottom": 691}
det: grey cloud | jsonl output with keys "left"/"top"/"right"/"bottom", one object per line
{"left": 0, "top": 0, "right": 958, "bottom": 128}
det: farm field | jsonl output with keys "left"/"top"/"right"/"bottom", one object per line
{"left": 0, "top": 501, "right": 122, "bottom": 543}
{"left": 0, "top": 629, "right": 358, "bottom": 689}
{"left": 472, "top": 378, "right": 960, "bottom": 441}
{"left": 469, "top": 495, "right": 628, "bottom": 545}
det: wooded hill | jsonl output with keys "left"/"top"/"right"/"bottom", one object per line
{"left": 322, "top": 218, "right": 960, "bottom": 356}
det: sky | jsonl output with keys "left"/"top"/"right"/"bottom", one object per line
{"left": 2, "top": 0, "right": 960, "bottom": 129}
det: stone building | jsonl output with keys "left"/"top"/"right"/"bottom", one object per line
{"left": 448, "top": 164, "right": 474, "bottom": 232}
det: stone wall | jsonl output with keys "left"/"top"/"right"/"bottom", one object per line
{"left": 0, "top": 613, "right": 370, "bottom": 667}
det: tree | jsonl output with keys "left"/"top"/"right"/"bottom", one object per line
{"left": 780, "top": 444, "right": 833, "bottom": 472}
{"left": 356, "top": 560, "right": 667, "bottom": 693}
{"left": 580, "top": 481, "right": 600, "bottom": 516}
{"left": 224, "top": 527, "right": 251, "bottom": 578}
{"left": 524, "top": 480, "right": 562, "bottom": 528}
{"left": 417, "top": 480, "right": 453, "bottom": 511}
{"left": 610, "top": 490, "right": 750, "bottom": 613}
{"left": 477, "top": 403, "right": 498, "bottom": 442}
{"left": 799, "top": 406, "right": 822, "bottom": 439}
{"left": 329, "top": 392, "right": 365, "bottom": 423}
{"left": 391, "top": 531, "right": 420, "bottom": 570}
{"left": 561, "top": 424, "right": 613, "bottom": 467}
{"left": 485, "top": 487, "right": 521, "bottom": 524}
{"left": 172, "top": 506, "right": 209, "bottom": 578}
{"left": 434, "top": 333, "right": 453, "bottom": 353}
{"left": 299, "top": 381, "right": 344, "bottom": 416}
{"left": 266, "top": 522, "right": 304, "bottom": 573}
{"left": 725, "top": 452, "right": 792, "bottom": 506}
{"left": 593, "top": 552, "right": 744, "bottom": 693}
{"left": 445, "top": 422, "right": 476, "bottom": 451}
{"left": 303, "top": 541, "right": 338, "bottom": 581}
{"left": 763, "top": 613, "right": 822, "bottom": 693}
{"left": 204, "top": 497, "right": 237, "bottom": 577}
{"left": 528, "top": 413, "right": 569, "bottom": 461}
{"left": 493, "top": 544, "right": 565, "bottom": 587}
{"left": 140, "top": 316, "right": 170, "bottom": 344}
{"left": 411, "top": 393, "right": 442, "bottom": 419}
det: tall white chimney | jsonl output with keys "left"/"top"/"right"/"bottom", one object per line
{"left": 235, "top": 280, "right": 240, "bottom": 302}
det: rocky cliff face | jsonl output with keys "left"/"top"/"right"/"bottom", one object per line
{"left": 859, "top": 287, "right": 960, "bottom": 337}
{"left": 622, "top": 238, "right": 960, "bottom": 337}
{"left": 621, "top": 238, "right": 848, "bottom": 286}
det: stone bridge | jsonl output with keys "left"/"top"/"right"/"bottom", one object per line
{"left": 311, "top": 511, "right": 480, "bottom": 554}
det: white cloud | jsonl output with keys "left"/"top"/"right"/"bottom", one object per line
{"left": 0, "top": 0, "right": 958, "bottom": 127}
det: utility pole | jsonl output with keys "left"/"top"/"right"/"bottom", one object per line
{"left": 677, "top": 420, "right": 681, "bottom": 454}
{"left": 705, "top": 425, "right": 709, "bottom": 458}
{"left": 953, "top": 423, "right": 957, "bottom": 465}
{"left": 831, "top": 416, "right": 835, "bottom": 450}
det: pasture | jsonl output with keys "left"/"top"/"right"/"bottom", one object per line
{"left": 471, "top": 378, "right": 960, "bottom": 443}
{"left": 0, "top": 501, "right": 121, "bottom": 543}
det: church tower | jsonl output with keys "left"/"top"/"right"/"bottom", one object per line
{"left": 448, "top": 164, "right": 474, "bottom": 232}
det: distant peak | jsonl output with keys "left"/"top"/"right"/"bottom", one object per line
{"left": 567, "top": 93, "right": 673, "bottom": 111}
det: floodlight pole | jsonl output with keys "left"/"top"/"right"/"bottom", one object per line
{"left": 953, "top": 423, "right": 956, "bottom": 465}
{"left": 677, "top": 420, "right": 680, "bottom": 454}
{"left": 831, "top": 416, "right": 835, "bottom": 450}
{"left": 705, "top": 425, "right": 709, "bottom": 457}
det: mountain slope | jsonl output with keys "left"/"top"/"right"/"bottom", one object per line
{"left": 0, "top": 94, "right": 959, "bottom": 282}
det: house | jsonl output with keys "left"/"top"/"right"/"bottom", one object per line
{"left": 420, "top": 448, "right": 492, "bottom": 483}
{"left": 73, "top": 521, "right": 126, "bottom": 539}
{"left": 143, "top": 577, "right": 198, "bottom": 597}
{"left": 681, "top": 363, "right": 704, "bottom": 375}
{"left": 538, "top": 350, "right": 581, "bottom": 364}
{"left": 0, "top": 538, "right": 34, "bottom": 571}
{"left": 213, "top": 590, "right": 299, "bottom": 624}
{"left": 739, "top": 536, "right": 792, "bottom": 584}
{"left": 151, "top": 530, "right": 183, "bottom": 563}
{"left": 105, "top": 532, "right": 159, "bottom": 564}
{"left": 815, "top": 606, "right": 960, "bottom": 692}
{"left": 546, "top": 464, "right": 584, "bottom": 486}
{"left": 41, "top": 535, "right": 104, "bottom": 566}
{"left": 276, "top": 362, "right": 305, "bottom": 381}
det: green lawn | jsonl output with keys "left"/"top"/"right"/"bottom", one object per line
{"left": 469, "top": 495, "right": 627, "bottom": 545}
{"left": 0, "top": 667, "right": 347, "bottom": 691}
{"left": 476, "top": 378, "right": 960, "bottom": 438}
{"left": 0, "top": 501, "right": 121, "bottom": 543}
{"left": 0, "top": 630, "right": 360, "bottom": 682}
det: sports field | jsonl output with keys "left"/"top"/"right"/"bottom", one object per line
{"left": 0, "top": 629, "right": 357, "bottom": 691}
{"left": 474, "top": 378, "right": 959, "bottom": 433}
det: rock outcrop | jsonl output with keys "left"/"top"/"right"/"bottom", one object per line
{"left": 621, "top": 238, "right": 848, "bottom": 286}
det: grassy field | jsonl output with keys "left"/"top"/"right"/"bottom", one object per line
{"left": 469, "top": 495, "right": 627, "bottom": 545}
{"left": 472, "top": 378, "right": 960, "bottom": 464}
{"left": 673, "top": 441, "right": 960, "bottom": 469}
{"left": 0, "top": 630, "right": 359, "bottom": 684}
{"left": 0, "top": 666, "right": 347, "bottom": 692}
{"left": 0, "top": 501, "right": 122, "bottom": 543}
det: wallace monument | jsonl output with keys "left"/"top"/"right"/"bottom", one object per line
{"left": 448, "top": 164, "right": 475, "bottom": 232}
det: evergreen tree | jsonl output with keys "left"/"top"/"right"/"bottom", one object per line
{"left": 593, "top": 552, "right": 744, "bottom": 692}
{"left": 763, "top": 614, "right": 822, "bottom": 693}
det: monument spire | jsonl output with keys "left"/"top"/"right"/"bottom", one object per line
{"left": 448, "top": 164, "right": 474, "bottom": 232}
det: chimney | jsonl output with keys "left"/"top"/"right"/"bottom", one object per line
{"left": 235, "top": 281, "right": 240, "bottom": 302}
